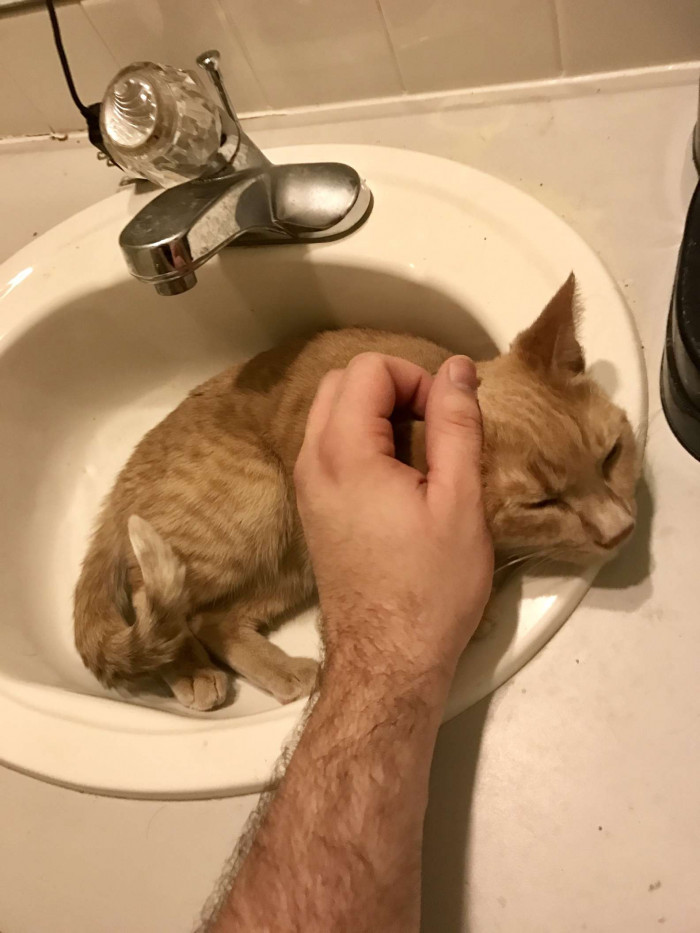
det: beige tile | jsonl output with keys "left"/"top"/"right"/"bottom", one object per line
{"left": 0, "top": 63, "right": 51, "bottom": 137}
{"left": 219, "top": 0, "right": 402, "bottom": 108}
{"left": 81, "top": 0, "right": 268, "bottom": 114}
{"left": 0, "top": 5, "right": 119, "bottom": 133}
{"left": 378, "top": 0, "right": 561, "bottom": 93}
{"left": 556, "top": 0, "right": 700, "bottom": 74}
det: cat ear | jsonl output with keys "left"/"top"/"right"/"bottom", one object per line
{"left": 511, "top": 273, "right": 584, "bottom": 375}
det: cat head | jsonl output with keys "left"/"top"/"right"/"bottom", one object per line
{"left": 477, "top": 273, "right": 640, "bottom": 564}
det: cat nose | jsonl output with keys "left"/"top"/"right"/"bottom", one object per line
{"left": 596, "top": 521, "right": 634, "bottom": 550}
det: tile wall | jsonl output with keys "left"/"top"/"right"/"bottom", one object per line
{"left": 1, "top": 0, "right": 699, "bottom": 136}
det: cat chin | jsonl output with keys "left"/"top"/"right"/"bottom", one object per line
{"left": 495, "top": 547, "right": 606, "bottom": 568}
{"left": 555, "top": 546, "right": 623, "bottom": 567}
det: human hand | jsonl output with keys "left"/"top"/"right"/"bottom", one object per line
{"left": 294, "top": 353, "right": 494, "bottom": 689}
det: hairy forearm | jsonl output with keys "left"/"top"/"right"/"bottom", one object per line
{"left": 212, "top": 652, "right": 452, "bottom": 933}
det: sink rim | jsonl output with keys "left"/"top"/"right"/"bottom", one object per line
{"left": 0, "top": 144, "right": 647, "bottom": 797}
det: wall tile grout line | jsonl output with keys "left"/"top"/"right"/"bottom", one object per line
{"left": 2, "top": 0, "right": 700, "bottom": 135}
{"left": 0, "top": 2, "right": 120, "bottom": 133}
{"left": 72, "top": 2, "right": 121, "bottom": 103}
{"left": 211, "top": 0, "right": 271, "bottom": 111}
{"left": 551, "top": 0, "right": 566, "bottom": 76}
{"left": 374, "top": 0, "right": 406, "bottom": 94}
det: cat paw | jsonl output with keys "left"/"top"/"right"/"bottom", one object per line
{"left": 272, "top": 657, "right": 320, "bottom": 705}
{"left": 170, "top": 667, "right": 229, "bottom": 711}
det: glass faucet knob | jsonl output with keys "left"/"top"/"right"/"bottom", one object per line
{"left": 101, "top": 62, "right": 222, "bottom": 187}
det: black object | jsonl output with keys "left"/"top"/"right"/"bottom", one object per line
{"left": 45, "top": 0, "right": 109, "bottom": 156}
{"left": 661, "top": 179, "right": 700, "bottom": 460}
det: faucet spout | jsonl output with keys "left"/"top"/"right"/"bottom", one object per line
{"left": 100, "top": 51, "right": 373, "bottom": 293}
{"left": 120, "top": 168, "right": 276, "bottom": 289}
{"left": 120, "top": 159, "right": 372, "bottom": 294}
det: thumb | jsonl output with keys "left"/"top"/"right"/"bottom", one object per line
{"left": 424, "top": 356, "right": 483, "bottom": 507}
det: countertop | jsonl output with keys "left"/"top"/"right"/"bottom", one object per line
{"left": 1, "top": 67, "right": 699, "bottom": 933}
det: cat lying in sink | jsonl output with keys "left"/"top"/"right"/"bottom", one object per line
{"left": 74, "top": 273, "right": 640, "bottom": 711}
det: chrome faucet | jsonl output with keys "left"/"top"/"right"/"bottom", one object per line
{"left": 102, "top": 51, "right": 373, "bottom": 296}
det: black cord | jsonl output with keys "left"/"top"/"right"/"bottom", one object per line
{"left": 45, "top": 0, "right": 90, "bottom": 119}
{"left": 45, "top": 0, "right": 110, "bottom": 156}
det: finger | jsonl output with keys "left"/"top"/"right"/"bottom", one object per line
{"left": 325, "top": 353, "right": 433, "bottom": 461}
{"left": 335, "top": 353, "right": 433, "bottom": 422}
{"left": 301, "top": 369, "right": 344, "bottom": 450}
{"left": 424, "top": 356, "right": 483, "bottom": 507}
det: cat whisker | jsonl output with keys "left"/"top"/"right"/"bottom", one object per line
{"left": 494, "top": 549, "right": 558, "bottom": 575}
{"left": 522, "top": 554, "right": 559, "bottom": 576}
{"left": 494, "top": 554, "right": 531, "bottom": 574}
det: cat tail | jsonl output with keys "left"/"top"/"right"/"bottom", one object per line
{"left": 74, "top": 515, "right": 189, "bottom": 687}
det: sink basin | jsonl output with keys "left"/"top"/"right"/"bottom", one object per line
{"left": 0, "top": 145, "right": 646, "bottom": 797}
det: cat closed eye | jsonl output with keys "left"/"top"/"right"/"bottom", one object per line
{"left": 527, "top": 497, "right": 560, "bottom": 509}
{"left": 602, "top": 440, "right": 622, "bottom": 474}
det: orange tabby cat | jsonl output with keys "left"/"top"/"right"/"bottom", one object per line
{"left": 74, "top": 274, "right": 639, "bottom": 710}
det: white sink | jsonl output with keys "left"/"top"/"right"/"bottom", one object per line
{"left": 0, "top": 145, "right": 646, "bottom": 797}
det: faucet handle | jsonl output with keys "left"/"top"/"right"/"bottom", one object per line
{"left": 271, "top": 163, "right": 369, "bottom": 234}
{"left": 100, "top": 61, "right": 223, "bottom": 187}
{"left": 196, "top": 49, "right": 241, "bottom": 133}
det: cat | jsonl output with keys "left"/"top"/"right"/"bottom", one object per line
{"left": 74, "top": 273, "right": 640, "bottom": 711}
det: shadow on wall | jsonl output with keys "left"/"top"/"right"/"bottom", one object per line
{"left": 420, "top": 571, "right": 524, "bottom": 933}
{"left": 421, "top": 696, "right": 491, "bottom": 933}
{"left": 583, "top": 469, "right": 654, "bottom": 615}
{"left": 594, "top": 471, "right": 654, "bottom": 591}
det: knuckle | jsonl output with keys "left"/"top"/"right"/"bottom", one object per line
{"left": 347, "top": 351, "right": 384, "bottom": 375}
{"left": 319, "top": 368, "right": 343, "bottom": 390}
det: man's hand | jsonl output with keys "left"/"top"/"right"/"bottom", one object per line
{"left": 208, "top": 352, "right": 494, "bottom": 933}
{"left": 294, "top": 352, "right": 493, "bottom": 686}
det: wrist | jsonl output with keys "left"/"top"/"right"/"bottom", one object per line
{"left": 320, "top": 648, "right": 455, "bottom": 726}
{"left": 308, "top": 661, "right": 448, "bottom": 775}
{"left": 320, "top": 600, "right": 461, "bottom": 701}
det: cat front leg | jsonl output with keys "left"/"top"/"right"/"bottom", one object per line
{"left": 198, "top": 616, "right": 319, "bottom": 704}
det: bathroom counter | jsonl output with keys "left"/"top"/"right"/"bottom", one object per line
{"left": 1, "top": 66, "right": 699, "bottom": 933}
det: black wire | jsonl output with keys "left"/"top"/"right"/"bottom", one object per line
{"left": 45, "top": 0, "right": 90, "bottom": 118}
